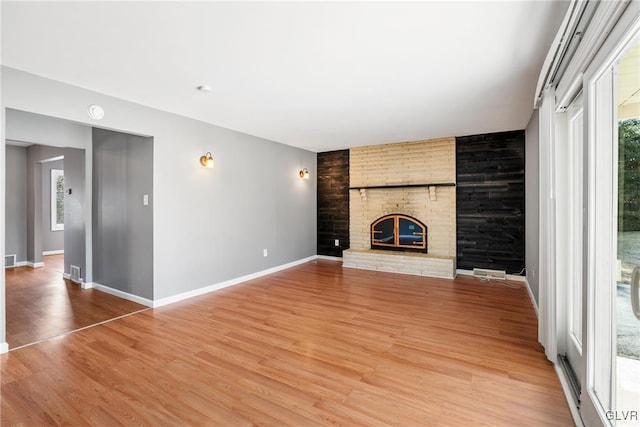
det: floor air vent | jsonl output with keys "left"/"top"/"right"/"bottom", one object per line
{"left": 70, "top": 265, "right": 81, "bottom": 283}
{"left": 473, "top": 268, "right": 506, "bottom": 280}
{"left": 5, "top": 254, "right": 16, "bottom": 268}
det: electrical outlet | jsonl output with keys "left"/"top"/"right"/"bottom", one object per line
{"left": 263, "top": 249, "right": 268, "bottom": 257}
{"left": 531, "top": 268, "right": 536, "bottom": 279}
{"left": 334, "top": 239, "right": 340, "bottom": 247}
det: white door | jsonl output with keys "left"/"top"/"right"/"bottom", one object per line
{"left": 582, "top": 29, "right": 640, "bottom": 427}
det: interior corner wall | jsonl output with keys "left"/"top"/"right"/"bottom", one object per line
{"left": 525, "top": 110, "right": 540, "bottom": 302}
{"left": 456, "top": 130, "right": 526, "bottom": 274}
{"left": 317, "top": 150, "right": 349, "bottom": 257}
{"left": 2, "top": 66, "right": 317, "bottom": 301}
{"left": 41, "top": 158, "right": 64, "bottom": 253}
{"left": 5, "top": 145, "right": 28, "bottom": 262}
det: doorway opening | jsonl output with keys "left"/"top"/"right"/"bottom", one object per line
{"left": 4, "top": 110, "right": 152, "bottom": 350}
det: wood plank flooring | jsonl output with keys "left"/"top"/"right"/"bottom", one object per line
{"left": 5, "top": 254, "right": 147, "bottom": 348}
{"left": 0, "top": 260, "right": 574, "bottom": 426}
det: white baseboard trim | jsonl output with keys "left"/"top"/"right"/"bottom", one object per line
{"left": 27, "top": 262, "right": 44, "bottom": 268}
{"left": 153, "top": 255, "right": 317, "bottom": 308}
{"left": 506, "top": 273, "right": 526, "bottom": 282}
{"left": 43, "top": 250, "right": 64, "bottom": 256}
{"left": 523, "top": 278, "right": 539, "bottom": 318}
{"left": 64, "top": 273, "right": 88, "bottom": 288}
{"left": 554, "top": 364, "right": 584, "bottom": 426}
{"left": 456, "top": 269, "right": 528, "bottom": 282}
{"left": 456, "top": 268, "right": 538, "bottom": 317}
{"left": 90, "top": 283, "right": 153, "bottom": 308}
{"left": 5, "top": 261, "right": 27, "bottom": 269}
{"left": 0, "top": 342, "right": 8, "bottom": 354}
{"left": 316, "top": 255, "right": 343, "bottom": 261}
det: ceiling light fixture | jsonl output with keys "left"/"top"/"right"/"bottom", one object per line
{"left": 200, "top": 152, "right": 215, "bottom": 168}
{"left": 87, "top": 104, "right": 105, "bottom": 120}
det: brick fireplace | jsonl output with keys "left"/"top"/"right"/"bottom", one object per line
{"left": 342, "top": 137, "right": 457, "bottom": 278}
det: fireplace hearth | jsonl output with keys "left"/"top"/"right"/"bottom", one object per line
{"left": 371, "top": 214, "right": 427, "bottom": 253}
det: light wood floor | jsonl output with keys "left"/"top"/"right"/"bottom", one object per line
{"left": 5, "top": 254, "right": 147, "bottom": 348}
{"left": 0, "top": 260, "right": 574, "bottom": 426}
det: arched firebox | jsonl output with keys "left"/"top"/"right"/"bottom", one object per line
{"left": 371, "top": 214, "right": 427, "bottom": 253}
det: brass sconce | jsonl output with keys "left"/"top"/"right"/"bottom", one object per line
{"left": 299, "top": 168, "right": 310, "bottom": 179}
{"left": 200, "top": 152, "right": 215, "bottom": 168}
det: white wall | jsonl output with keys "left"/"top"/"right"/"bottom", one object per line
{"left": 525, "top": 109, "right": 540, "bottom": 304}
{"left": 2, "top": 67, "right": 317, "bottom": 306}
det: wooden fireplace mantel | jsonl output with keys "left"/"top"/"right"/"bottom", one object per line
{"left": 349, "top": 182, "right": 455, "bottom": 190}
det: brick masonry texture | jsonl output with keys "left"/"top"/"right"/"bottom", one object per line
{"left": 343, "top": 248, "right": 456, "bottom": 279}
{"left": 349, "top": 137, "right": 457, "bottom": 258}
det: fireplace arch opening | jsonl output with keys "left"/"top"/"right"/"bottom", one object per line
{"left": 371, "top": 214, "right": 427, "bottom": 253}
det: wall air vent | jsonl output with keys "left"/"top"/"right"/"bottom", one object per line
{"left": 5, "top": 254, "right": 17, "bottom": 268}
{"left": 473, "top": 268, "right": 506, "bottom": 280}
{"left": 70, "top": 265, "right": 81, "bottom": 283}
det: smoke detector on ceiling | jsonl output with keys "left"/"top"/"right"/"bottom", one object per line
{"left": 87, "top": 104, "right": 105, "bottom": 120}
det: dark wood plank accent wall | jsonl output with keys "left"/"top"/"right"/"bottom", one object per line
{"left": 456, "top": 130, "right": 525, "bottom": 274}
{"left": 317, "top": 150, "right": 350, "bottom": 257}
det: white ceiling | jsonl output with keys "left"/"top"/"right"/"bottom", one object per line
{"left": 1, "top": 1, "right": 569, "bottom": 152}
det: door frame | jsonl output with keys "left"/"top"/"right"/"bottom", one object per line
{"left": 581, "top": 5, "right": 640, "bottom": 425}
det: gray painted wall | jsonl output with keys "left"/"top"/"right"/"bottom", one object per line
{"left": 525, "top": 109, "right": 540, "bottom": 304}
{"left": 41, "top": 159, "right": 64, "bottom": 253}
{"left": 26, "top": 145, "right": 65, "bottom": 264}
{"left": 92, "top": 128, "right": 153, "bottom": 299}
{"left": 2, "top": 66, "right": 317, "bottom": 302}
{"left": 5, "top": 145, "right": 27, "bottom": 262}
{"left": 63, "top": 147, "right": 86, "bottom": 280}
{"left": 5, "top": 109, "right": 91, "bottom": 279}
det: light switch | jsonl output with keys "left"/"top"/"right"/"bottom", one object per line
{"left": 143, "top": 194, "right": 149, "bottom": 206}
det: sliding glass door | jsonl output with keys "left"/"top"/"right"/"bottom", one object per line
{"left": 583, "top": 29, "right": 640, "bottom": 427}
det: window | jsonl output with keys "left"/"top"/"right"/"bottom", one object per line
{"left": 51, "top": 169, "right": 64, "bottom": 231}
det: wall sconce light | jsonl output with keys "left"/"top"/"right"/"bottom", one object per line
{"left": 299, "top": 168, "right": 310, "bottom": 179}
{"left": 200, "top": 152, "right": 215, "bottom": 168}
